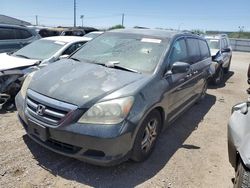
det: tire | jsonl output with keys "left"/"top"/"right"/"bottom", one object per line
{"left": 212, "top": 66, "right": 224, "bottom": 85}
{"left": 200, "top": 79, "right": 207, "bottom": 100}
{"left": 196, "top": 79, "right": 207, "bottom": 104}
{"left": 131, "top": 110, "right": 162, "bottom": 162}
{"left": 224, "top": 57, "right": 232, "bottom": 74}
{"left": 234, "top": 160, "right": 250, "bottom": 188}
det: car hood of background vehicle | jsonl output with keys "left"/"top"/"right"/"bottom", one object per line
{"left": 0, "top": 53, "right": 39, "bottom": 71}
{"left": 30, "top": 59, "right": 146, "bottom": 107}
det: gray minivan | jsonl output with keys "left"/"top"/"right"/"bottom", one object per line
{"left": 16, "top": 29, "right": 212, "bottom": 166}
{"left": 0, "top": 24, "right": 40, "bottom": 53}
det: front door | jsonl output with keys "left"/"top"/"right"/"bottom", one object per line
{"left": 163, "top": 37, "right": 196, "bottom": 122}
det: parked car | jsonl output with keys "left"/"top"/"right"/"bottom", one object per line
{"left": 205, "top": 34, "right": 232, "bottom": 85}
{"left": 84, "top": 31, "right": 104, "bottom": 39}
{"left": 0, "top": 36, "right": 91, "bottom": 109}
{"left": 228, "top": 64, "right": 250, "bottom": 187}
{"left": 16, "top": 29, "right": 212, "bottom": 166}
{"left": 0, "top": 24, "right": 40, "bottom": 53}
{"left": 38, "top": 27, "right": 99, "bottom": 38}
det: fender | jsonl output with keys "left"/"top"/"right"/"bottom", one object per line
{"left": 228, "top": 105, "right": 250, "bottom": 169}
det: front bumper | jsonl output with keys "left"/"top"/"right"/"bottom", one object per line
{"left": 15, "top": 92, "right": 135, "bottom": 166}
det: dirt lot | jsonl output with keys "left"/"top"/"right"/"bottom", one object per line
{"left": 0, "top": 51, "right": 249, "bottom": 188}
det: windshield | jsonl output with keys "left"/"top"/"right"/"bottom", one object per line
{"left": 206, "top": 39, "right": 220, "bottom": 50}
{"left": 71, "top": 32, "right": 168, "bottom": 74}
{"left": 13, "top": 39, "right": 65, "bottom": 60}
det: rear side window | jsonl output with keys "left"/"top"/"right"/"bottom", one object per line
{"left": 199, "top": 40, "right": 210, "bottom": 60}
{"left": 62, "top": 42, "right": 86, "bottom": 55}
{"left": 169, "top": 38, "right": 188, "bottom": 65}
{"left": 186, "top": 38, "right": 201, "bottom": 64}
{"left": 222, "top": 38, "right": 228, "bottom": 49}
{"left": 16, "top": 29, "right": 33, "bottom": 39}
{"left": 0, "top": 28, "right": 16, "bottom": 40}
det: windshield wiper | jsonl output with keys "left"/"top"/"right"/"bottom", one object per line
{"left": 69, "top": 57, "right": 80, "bottom": 62}
{"left": 13, "top": 54, "right": 30, "bottom": 59}
{"left": 104, "top": 62, "right": 141, "bottom": 74}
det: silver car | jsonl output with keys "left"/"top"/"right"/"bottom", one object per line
{"left": 228, "top": 64, "right": 250, "bottom": 187}
{"left": 205, "top": 34, "right": 232, "bottom": 85}
{"left": 0, "top": 36, "right": 91, "bottom": 109}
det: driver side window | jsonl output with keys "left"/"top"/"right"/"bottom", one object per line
{"left": 169, "top": 38, "right": 188, "bottom": 66}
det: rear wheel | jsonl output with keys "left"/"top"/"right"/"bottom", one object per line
{"left": 196, "top": 79, "right": 207, "bottom": 104}
{"left": 234, "top": 160, "right": 250, "bottom": 188}
{"left": 131, "top": 110, "right": 162, "bottom": 162}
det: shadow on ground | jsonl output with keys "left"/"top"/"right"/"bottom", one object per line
{"left": 23, "top": 94, "right": 216, "bottom": 187}
{"left": 208, "top": 71, "right": 234, "bottom": 89}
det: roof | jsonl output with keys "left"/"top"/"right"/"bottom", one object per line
{"left": 109, "top": 29, "right": 181, "bottom": 39}
{"left": 89, "top": 31, "right": 104, "bottom": 34}
{"left": 41, "top": 36, "right": 92, "bottom": 43}
{"left": 0, "top": 15, "right": 31, "bottom": 26}
{"left": 204, "top": 34, "right": 228, "bottom": 40}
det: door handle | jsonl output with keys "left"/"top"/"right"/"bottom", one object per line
{"left": 186, "top": 73, "right": 192, "bottom": 78}
{"left": 193, "top": 70, "right": 198, "bottom": 74}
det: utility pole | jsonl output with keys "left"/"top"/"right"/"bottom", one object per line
{"left": 121, "top": 13, "right": 124, "bottom": 27}
{"left": 35, "top": 15, "right": 38, "bottom": 26}
{"left": 80, "top": 15, "right": 84, "bottom": 27}
{"left": 74, "top": 0, "right": 76, "bottom": 27}
{"left": 238, "top": 26, "right": 244, "bottom": 38}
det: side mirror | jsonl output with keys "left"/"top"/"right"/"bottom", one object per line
{"left": 171, "top": 62, "right": 190, "bottom": 74}
{"left": 59, "top": 54, "right": 69, "bottom": 59}
{"left": 221, "top": 48, "right": 231, "bottom": 53}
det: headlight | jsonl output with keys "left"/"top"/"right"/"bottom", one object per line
{"left": 20, "top": 72, "right": 35, "bottom": 98}
{"left": 78, "top": 96, "right": 134, "bottom": 124}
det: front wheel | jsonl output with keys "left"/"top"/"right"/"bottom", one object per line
{"left": 234, "top": 160, "right": 250, "bottom": 188}
{"left": 131, "top": 110, "right": 162, "bottom": 162}
{"left": 212, "top": 66, "right": 224, "bottom": 85}
{"left": 224, "top": 57, "right": 232, "bottom": 74}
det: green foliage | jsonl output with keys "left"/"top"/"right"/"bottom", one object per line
{"left": 191, "top": 29, "right": 205, "bottom": 35}
{"left": 228, "top": 32, "right": 250, "bottom": 39}
{"left": 206, "top": 31, "right": 250, "bottom": 39}
{"left": 108, "top": 24, "right": 125, "bottom": 30}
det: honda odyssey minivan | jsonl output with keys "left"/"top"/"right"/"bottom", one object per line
{"left": 16, "top": 29, "right": 212, "bottom": 166}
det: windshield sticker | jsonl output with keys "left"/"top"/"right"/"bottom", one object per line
{"left": 210, "top": 40, "right": 219, "bottom": 42}
{"left": 54, "top": 41, "right": 66, "bottom": 45}
{"left": 141, "top": 38, "right": 162, "bottom": 44}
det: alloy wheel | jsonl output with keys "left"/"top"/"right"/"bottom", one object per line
{"left": 141, "top": 118, "right": 158, "bottom": 152}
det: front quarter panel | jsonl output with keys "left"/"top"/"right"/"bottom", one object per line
{"left": 229, "top": 107, "right": 250, "bottom": 169}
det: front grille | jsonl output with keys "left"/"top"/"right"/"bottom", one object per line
{"left": 46, "top": 138, "right": 81, "bottom": 154}
{"left": 31, "top": 134, "right": 81, "bottom": 154}
{"left": 26, "top": 89, "right": 77, "bottom": 126}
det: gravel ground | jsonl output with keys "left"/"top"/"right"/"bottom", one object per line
{"left": 0, "top": 51, "right": 249, "bottom": 188}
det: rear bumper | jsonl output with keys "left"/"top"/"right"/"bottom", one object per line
{"left": 15, "top": 92, "right": 135, "bottom": 166}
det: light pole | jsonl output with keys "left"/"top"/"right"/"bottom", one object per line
{"left": 74, "top": 0, "right": 76, "bottom": 27}
{"left": 121, "top": 13, "right": 124, "bottom": 27}
{"left": 80, "top": 15, "right": 84, "bottom": 27}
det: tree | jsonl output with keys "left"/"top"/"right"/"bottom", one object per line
{"left": 108, "top": 24, "right": 125, "bottom": 30}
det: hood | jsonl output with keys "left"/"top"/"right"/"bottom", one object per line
{"left": 0, "top": 53, "right": 39, "bottom": 71}
{"left": 210, "top": 49, "right": 219, "bottom": 57}
{"left": 30, "top": 59, "right": 146, "bottom": 107}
